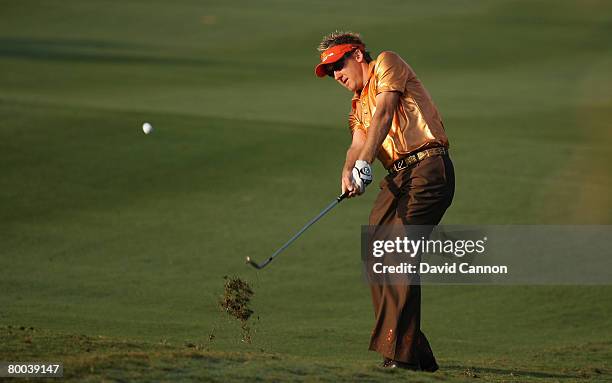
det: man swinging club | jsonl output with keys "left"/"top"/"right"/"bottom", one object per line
{"left": 314, "top": 31, "right": 455, "bottom": 370}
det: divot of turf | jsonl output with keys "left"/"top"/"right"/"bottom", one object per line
{"left": 219, "top": 276, "right": 255, "bottom": 343}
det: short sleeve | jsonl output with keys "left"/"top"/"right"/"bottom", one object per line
{"left": 374, "top": 51, "right": 408, "bottom": 94}
{"left": 348, "top": 109, "right": 366, "bottom": 135}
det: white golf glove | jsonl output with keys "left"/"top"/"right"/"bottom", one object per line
{"left": 352, "top": 160, "right": 373, "bottom": 194}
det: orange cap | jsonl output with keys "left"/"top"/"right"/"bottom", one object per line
{"left": 314, "top": 44, "right": 364, "bottom": 77}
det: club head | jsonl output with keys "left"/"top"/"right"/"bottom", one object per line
{"left": 246, "top": 256, "right": 262, "bottom": 269}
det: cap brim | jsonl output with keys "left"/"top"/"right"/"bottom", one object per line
{"left": 315, "top": 63, "right": 328, "bottom": 77}
{"left": 314, "top": 54, "right": 344, "bottom": 78}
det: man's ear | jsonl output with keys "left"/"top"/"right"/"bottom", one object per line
{"left": 354, "top": 49, "right": 365, "bottom": 63}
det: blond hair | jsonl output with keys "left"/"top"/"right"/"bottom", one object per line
{"left": 317, "top": 31, "right": 373, "bottom": 62}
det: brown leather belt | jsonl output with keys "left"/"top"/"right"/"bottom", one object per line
{"left": 388, "top": 147, "right": 448, "bottom": 175}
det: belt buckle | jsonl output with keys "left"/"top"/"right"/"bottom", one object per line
{"left": 407, "top": 154, "right": 418, "bottom": 166}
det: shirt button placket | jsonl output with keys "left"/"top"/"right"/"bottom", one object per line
{"left": 362, "top": 100, "right": 370, "bottom": 127}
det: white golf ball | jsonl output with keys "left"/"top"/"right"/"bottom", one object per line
{"left": 142, "top": 122, "right": 153, "bottom": 134}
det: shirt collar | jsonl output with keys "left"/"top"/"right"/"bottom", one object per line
{"left": 351, "top": 60, "right": 377, "bottom": 107}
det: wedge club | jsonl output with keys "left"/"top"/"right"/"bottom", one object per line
{"left": 246, "top": 191, "right": 349, "bottom": 270}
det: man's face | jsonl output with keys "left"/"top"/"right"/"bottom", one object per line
{"left": 328, "top": 50, "right": 366, "bottom": 93}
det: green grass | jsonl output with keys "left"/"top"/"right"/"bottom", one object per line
{"left": 1, "top": 0, "right": 611, "bottom": 381}
{"left": 2, "top": 326, "right": 610, "bottom": 382}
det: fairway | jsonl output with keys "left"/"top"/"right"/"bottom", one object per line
{"left": 1, "top": 1, "right": 611, "bottom": 382}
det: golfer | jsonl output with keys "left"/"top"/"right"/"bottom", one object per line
{"left": 314, "top": 31, "right": 455, "bottom": 370}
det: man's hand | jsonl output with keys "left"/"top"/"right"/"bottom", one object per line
{"left": 351, "top": 160, "right": 373, "bottom": 195}
{"left": 342, "top": 128, "right": 367, "bottom": 198}
{"left": 341, "top": 168, "right": 358, "bottom": 198}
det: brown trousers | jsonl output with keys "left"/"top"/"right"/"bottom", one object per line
{"left": 368, "top": 153, "right": 455, "bottom": 367}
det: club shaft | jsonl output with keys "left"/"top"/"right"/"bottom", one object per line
{"left": 247, "top": 192, "right": 348, "bottom": 269}
{"left": 270, "top": 199, "right": 340, "bottom": 258}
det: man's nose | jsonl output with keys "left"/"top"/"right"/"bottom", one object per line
{"left": 334, "top": 71, "right": 342, "bottom": 81}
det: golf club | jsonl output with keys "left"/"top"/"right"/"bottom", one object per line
{"left": 246, "top": 191, "right": 350, "bottom": 269}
